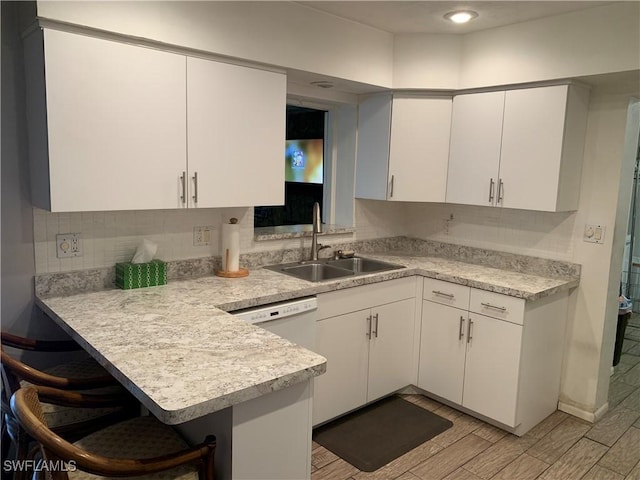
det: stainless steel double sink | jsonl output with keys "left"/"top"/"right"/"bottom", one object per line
{"left": 264, "top": 257, "right": 405, "bottom": 282}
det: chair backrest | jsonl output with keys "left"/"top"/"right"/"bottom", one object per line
{"left": 11, "top": 387, "right": 217, "bottom": 480}
{"left": 1, "top": 332, "right": 83, "bottom": 353}
{"left": 0, "top": 332, "right": 114, "bottom": 398}
{"left": 11, "top": 387, "right": 70, "bottom": 480}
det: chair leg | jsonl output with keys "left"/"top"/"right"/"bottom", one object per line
{"left": 198, "top": 435, "right": 216, "bottom": 480}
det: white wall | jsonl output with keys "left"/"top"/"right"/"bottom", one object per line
{"left": 14, "top": 0, "right": 640, "bottom": 419}
{"left": 35, "top": 1, "right": 394, "bottom": 88}
{"left": 1, "top": 1, "right": 66, "bottom": 342}
{"left": 561, "top": 92, "right": 639, "bottom": 416}
{"left": 393, "top": 34, "right": 462, "bottom": 89}
{"left": 459, "top": 2, "right": 640, "bottom": 89}
{"left": 393, "top": 2, "right": 640, "bottom": 90}
{"left": 40, "top": 1, "right": 639, "bottom": 92}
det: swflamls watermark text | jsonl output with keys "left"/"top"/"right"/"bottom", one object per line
{"left": 3, "top": 459, "right": 77, "bottom": 472}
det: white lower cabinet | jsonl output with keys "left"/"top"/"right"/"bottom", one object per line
{"left": 418, "top": 301, "right": 467, "bottom": 405}
{"left": 367, "top": 299, "right": 416, "bottom": 400}
{"left": 314, "top": 309, "right": 370, "bottom": 425}
{"left": 418, "top": 278, "right": 568, "bottom": 435}
{"left": 462, "top": 313, "right": 523, "bottom": 427}
{"left": 418, "top": 301, "right": 523, "bottom": 427}
{"left": 313, "top": 278, "right": 417, "bottom": 426}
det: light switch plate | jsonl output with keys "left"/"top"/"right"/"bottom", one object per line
{"left": 56, "top": 233, "right": 82, "bottom": 258}
{"left": 584, "top": 224, "right": 605, "bottom": 244}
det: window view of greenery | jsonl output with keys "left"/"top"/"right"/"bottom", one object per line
{"left": 254, "top": 105, "right": 326, "bottom": 228}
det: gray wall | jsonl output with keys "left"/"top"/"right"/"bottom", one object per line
{"left": 1, "top": 1, "right": 70, "bottom": 351}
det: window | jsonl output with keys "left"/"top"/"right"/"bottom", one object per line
{"left": 254, "top": 105, "right": 327, "bottom": 227}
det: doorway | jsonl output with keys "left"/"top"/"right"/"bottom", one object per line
{"left": 622, "top": 134, "right": 640, "bottom": 312}
{"left": 609, "top": 100, "right": 640, "bottom": 412}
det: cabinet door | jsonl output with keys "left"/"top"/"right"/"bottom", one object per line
{"left": 313, "top": 310, "right": 369, "bottom": 426}
{"left": 355, "top": 95, "right": 392, "bottom": 200}
{"left": 388, "top": 98, "right": 452, "bottom": 202}
{"left": 40, "top": 30, "right": 187, "bottom": 212}
{"left": 367, "top": 299, "right": 416, "bottom": 401}
{"left": 446, "top": 91, "right": 505, "bottom": 207}
{"left": 418, "top": 301, "right": 467, "bottom": 404}
{"left": 463, "top": 313, "right": 523, "bottom": 427}
{"left": 187, "top": 57, "right": 286, "bottom": 208}
{"left": 498, "top": 86, "right": 569, "bottom": 211}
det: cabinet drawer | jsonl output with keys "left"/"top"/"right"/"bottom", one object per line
{"left": 423, "top": 278, "right": 470, "bottom": 310}
{"left": 469, "top": 289, "right": 525, "bottom": 325}
{"left": 317, "top": 277, "right": 416, "bottom": 319}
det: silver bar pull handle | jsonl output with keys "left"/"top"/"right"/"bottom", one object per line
{"left": 467, "top": 319, "right": 473, "bottom": 344}
{"left": 366, "top": 315, "right": 372, "bottom": 338}
{"left": 459, "top": 316, "right": 465, "bottom": 340}
{"left": 488, "top": 178, "right": 495, "bottom": 202}
{"left": 192, "top": 171, "right": 198, "bottom": 204}
{"left": 180, "top": 171, "right": 186, "bottom": 204}
{"left": 481, "top": 302, "right": 507, "bottom": 312}
{"left": 433, "top": 290, "right": 454, "bottom": 299}
{"left": 372, "top": 313, "right": 379, "bottom": 338}
{"left": 389, "top": 175, "right": 395, "bottom": 198}
{"left": 498, "top": 179, "right": 504, "bottom": 203}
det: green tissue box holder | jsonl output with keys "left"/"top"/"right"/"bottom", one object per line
{"left": 115, "top": 260, "right": 167, "bottom": 289}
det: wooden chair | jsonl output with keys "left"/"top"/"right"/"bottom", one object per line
{"left": 11, "top": 386, "right": 216, "bottom": 480}
{"left": 1, "top": 332, "right": 136, "bottom": 479}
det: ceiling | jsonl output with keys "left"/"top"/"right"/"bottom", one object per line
{"left": 296, "top": 1, "right": 616, "bottom": 35}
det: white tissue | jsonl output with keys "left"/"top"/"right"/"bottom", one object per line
{"left": 131, "top": 239, "right": 158, "bottom": 264}
{"left": 221, "top": 223, "right": 240, "bottom": 272}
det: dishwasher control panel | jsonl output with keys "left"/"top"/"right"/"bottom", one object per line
{"left": 232, "top": 297, "right": 318, "bottom": 324}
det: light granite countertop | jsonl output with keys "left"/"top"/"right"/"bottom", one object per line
{"left": 36, "top": 251, "right": 578, "bottom": 425}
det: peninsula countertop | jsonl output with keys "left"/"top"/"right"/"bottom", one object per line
{"left": 36, "top": 252, "right": 579, "bottom": 425}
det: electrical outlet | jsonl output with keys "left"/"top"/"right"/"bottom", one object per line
{"left": 56, "top": 233, "right": 82, "bottom": 258}
{"left": 193, "top": 226, "right": 213, "bottom": 246}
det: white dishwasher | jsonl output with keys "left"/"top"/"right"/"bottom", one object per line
{"left": 231, "top": 296, "right": 317, "bottom": 350}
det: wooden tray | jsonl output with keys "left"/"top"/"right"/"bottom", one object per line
{"left": 214, "top": 268, "right": 249, "bottom": 278}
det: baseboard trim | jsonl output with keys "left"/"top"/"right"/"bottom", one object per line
{"left": 558, "top": 401, "right": 609, "bottom": 423}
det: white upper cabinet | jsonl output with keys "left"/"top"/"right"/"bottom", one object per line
{"left": 26, "top": 29, "right": 187, "bottom": 212}
{"left": 356, "top": 95, "right": 452, "bottom": 202}
{"left": 25, "top": 29, "right": 286, "bottom": 212}
{"left": 388, "top": 98, "right": 452, "bottom": 202}
{"left": 446, "top": 85, "right": 589, "bottom": 212}
{"left": 355, "top": 95, "right": 392, "bottom": 201}
{"left": 186, "top": 57, "right": 285, "bottom": 208}
{"left": 446, "top": 91, "right": 505, "bottom": 208}
{"left": 499, "top": 86, "right": 587, "bottom": 211}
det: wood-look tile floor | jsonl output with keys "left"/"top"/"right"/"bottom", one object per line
{"left": 311, "top": 316, "right": 640, "bottom": 480}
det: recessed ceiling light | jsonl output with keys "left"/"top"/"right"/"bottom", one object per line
{"left": 444, "top": 10, "right": 478, "bottom": 24}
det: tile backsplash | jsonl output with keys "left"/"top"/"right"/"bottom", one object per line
{"left": 33, "top": 207, "right": 253, "bottom": 274}
{"left": 34, "top": 199, "right": 578, "bottom": 275}
{"left": 404, "top": 202, "right": 577, "bottom": 262}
